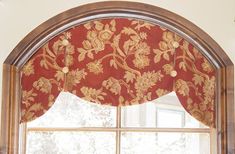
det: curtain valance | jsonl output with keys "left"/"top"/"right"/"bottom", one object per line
{"left": 21, "top": 18, "right": 215, "bottom": 127}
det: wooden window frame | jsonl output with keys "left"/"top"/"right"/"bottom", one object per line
{"left": 0, "top": 1, "right": 234, "bottom": 154}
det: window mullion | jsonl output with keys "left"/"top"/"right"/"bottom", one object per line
{"left": 20, "top": 124, "right": 27, "bottom": 154}
{"left": 116, "top": 106, "right": 121, "bottom": 154}
{"left": 26, "top": 127, "right": 210, "bottom": 133}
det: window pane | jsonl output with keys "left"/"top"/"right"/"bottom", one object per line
{"left": 26, "top": 131, "right": 116, "bottom": 154}
{"left": 157, "top": 108, "right": 184, "bottom": 127}
{"left": 121, "top": 92, "right": 208, "bottom": 128}
{"left": 27, "top": 92, "right": 116, "bottom": 128}
{"left": 121, "top": 103, "right": 154, "bottom": 127}
{"left": 121, "top": 132, "right": 210, "bottom": 154}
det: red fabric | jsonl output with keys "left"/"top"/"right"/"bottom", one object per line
{"left": 21, "top": 18, "right": 215, "bottom": 127}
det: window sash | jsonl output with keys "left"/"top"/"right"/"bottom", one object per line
{"left": 25, "top": 107, "right": 212, "bottom": 154}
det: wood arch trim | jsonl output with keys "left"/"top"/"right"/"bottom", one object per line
{"left": 1, "top": 1, "right": 234, "bottom": 154}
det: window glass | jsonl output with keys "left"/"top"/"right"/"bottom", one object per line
{"left": 121, "top": 92, "right": 208, "bottom": 128}
{"left": 157, "top": 109, "right": 184, "bottom": 127}
{"left": 27, "top": 92, "right": 116, "bottom": 128}
{"left": 27, "top": 131, "right": 116, "bottom": 154}
{"left": 121, "top": 132, "right": 210, "bottom": 154}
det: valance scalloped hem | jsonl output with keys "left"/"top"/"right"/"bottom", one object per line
{"left": 21, "top": 18, "right": 215, "bottom": 127}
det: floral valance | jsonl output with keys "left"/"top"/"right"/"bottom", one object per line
{"left": 21, "top": 18, "right": 215, "bottom": 127}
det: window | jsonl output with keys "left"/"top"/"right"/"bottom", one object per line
{"left": 25, "top": 92, "right": 211, "bottom": 154}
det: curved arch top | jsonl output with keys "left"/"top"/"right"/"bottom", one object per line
{"left": 1, "top": 1, "right": 234, "bottom": 154}
{"left": 4, "top": 1, "right": 233, "bottom": 68}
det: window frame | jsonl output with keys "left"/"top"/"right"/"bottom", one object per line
{"left": 0, "top": 1, "right": 234, "bottom": 154}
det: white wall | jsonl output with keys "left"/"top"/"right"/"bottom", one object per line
{"left": 0, "top": 0, "right": 234, "bottom": 101}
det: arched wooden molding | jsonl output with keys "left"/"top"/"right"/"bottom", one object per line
{"left": 0, "top": 1, "right": 234, "bottom": 154}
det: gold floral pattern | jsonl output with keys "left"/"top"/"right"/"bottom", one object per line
{"left": 163, "top": 64, "right": 174, "bottom": 75}
{"left": 156, "top": 89, "right": 170, "bottom": 97}
{"left": 21, "top": 103, "right": 44, "bottom": 122}
{"left": 202, "top": 59, "right": 213, "bottom": 73}
{"left": 153, "top": 31, "right": 182, "bottom": 63}
{"left": 133, "top": 54, "right": 150, "bottom": 69}
{"left": 33, "top": 77, "right": 52, "bottom": 94}
{"left": 21, "top": 18, "right": 216, "bottom": 127}
{"left": 80, "top": 87, "right": 107, "bottom": 103}
{"left": 102, "top": 77, "right": 121, "bottom": 95}
{"left": 22, "top": 89, "right": 37, "bottom": 107}
{"left": 66, "top": 69, "right": 87, "bottom": 91}
{"left": 175, "top": 79, "right": 190, "bottom": 96}
{"left": 135, "top": 71, "right": 163, "bottom": 100}
{"left": 22, "top": 60, "right": 34, "bottom": 76}
{"left": 87, "top": 60, "right": 103, "bottom": 74}
{"left": 78, "top": 20, "right": 116, "bottom": 61}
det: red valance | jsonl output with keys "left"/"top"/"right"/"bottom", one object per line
{"left": 21, "top": 18, "right": 215, "bottom": 127}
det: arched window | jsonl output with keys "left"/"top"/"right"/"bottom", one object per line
{"left": 0, "top": 1, "right": 234, "bottom": 154}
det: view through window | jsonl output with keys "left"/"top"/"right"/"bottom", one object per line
{"left": 26, "top": 92, "right": 211, "bottom": 154}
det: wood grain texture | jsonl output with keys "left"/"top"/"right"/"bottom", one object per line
{"left": 0, "top": 65, "right": 20, "bottom": 154}
{"left": 1, "top": 1, "right": 234, "bottom": 153}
